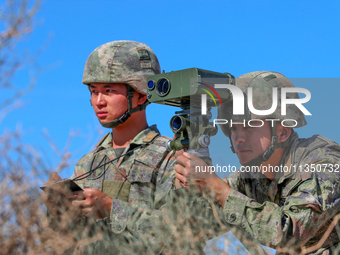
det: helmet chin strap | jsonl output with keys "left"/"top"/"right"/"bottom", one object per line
{"left": 229, "top": 122, "right": 293, "bottom": 167}
{"left": 100, "top": 86, "right": 149, "bottom": 129}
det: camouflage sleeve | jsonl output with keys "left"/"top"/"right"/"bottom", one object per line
{"left": 70, "top": 165, "right": 85, "bottom": 188}
{"left": 223, "top": 170, "right": 242, "bottom": 189}
{"left": 222, "top": 165, "right": 340, "bottom": 251}
{"left": 70, "top": 152, "right": 93, "bottom": 188}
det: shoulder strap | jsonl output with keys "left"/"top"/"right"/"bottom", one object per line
{"left": 142, "top": 131, "right": 160, "bottom": 143}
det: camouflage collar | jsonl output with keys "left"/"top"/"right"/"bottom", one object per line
{"left": 277, "top": 132, "right": 300, "bottom": 184}
{"left": 96, "top": 124, "right": 160, "bottom": 150}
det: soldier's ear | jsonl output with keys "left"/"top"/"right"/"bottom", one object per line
{"left": 278, "top": 126, "right": 292, "bottom": 143}
{"left": 137, "top": 92, "right": 147, "bottom": 105}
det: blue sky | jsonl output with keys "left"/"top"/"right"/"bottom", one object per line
{"left": 2, "top": 0, "right": 339, "bottom": 253}
{"left": 2, "top": 0, "right": 340, "bottom": 177}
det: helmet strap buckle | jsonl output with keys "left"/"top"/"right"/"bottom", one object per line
{"left": 271, "top": 135, "right": 279, "bottom": 146}
{"left": 262, "top": 146, "right": 275, "bottom": 161}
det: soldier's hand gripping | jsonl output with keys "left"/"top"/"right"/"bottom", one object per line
{"left": 42, "top": 173, "right": 69, "bottom": 216}
{"left": 175, "top": 152, "right": 230, "bottom": 207}
{"left": 72, "top": 188, "right": 113, "bottom": 219}
{"left": 42, "top": 172, "right": 84, "bottom": 218}
{"left": 175, "top": 152, "right": 205, "bottom": 189}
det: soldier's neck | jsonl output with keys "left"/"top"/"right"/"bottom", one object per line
{"left": 111, "top": 113, "right": 148, "bottom": 149}
{"left": 260, "top": 148, "right": 285, "bottom": 181}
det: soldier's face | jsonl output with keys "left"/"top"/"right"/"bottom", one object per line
{"left": 89, "top": 83, "right": 139, "bottom": 123}
{"left": 230, "top": 121, "right": 272, "bottom": 164}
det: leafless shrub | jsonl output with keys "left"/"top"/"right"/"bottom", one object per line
{"left": 0, "top": 0, "right": 41, "bottom": 115}
{"left": 0, "top": 0, "right": 57, "bottom": 253}
{"left": 2, "top": 1, "right": 335, "bottom": 254}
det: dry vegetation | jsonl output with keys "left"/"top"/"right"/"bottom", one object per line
{"left": 0, "top": 0, "right": 72, "bottom": 253}
{"left": 0, "top": 2, "right": 259, "bottom": 250}
{"left": 1, "top": 1, "right": 338, "bottom": 254}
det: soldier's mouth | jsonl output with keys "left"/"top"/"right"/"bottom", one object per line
{"left": 97, "top": 111, "right": 108, "bottom": 118}
{"left": 236, "top": 150, "right": 251, "bottom": 154}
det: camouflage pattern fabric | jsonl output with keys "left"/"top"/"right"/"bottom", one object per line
{"left": 224, "top": 133, "right": 340, "bottom": 254}
{"left": 70, "top": 125, "right": 177, "bottom": 254}
{"left": 82, "top": 40, "right": 161, "bottom": 95}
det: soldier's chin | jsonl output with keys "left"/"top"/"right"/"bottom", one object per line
{"left": 97, "top": 116, "right": 109, "bottom": 121}
{"left": 239, "top": 159, "right": 249, "bottom": 165}
{"left": 238, "top": 155, "right": 258, "bottom": 166}
{"left": 98, "top": 119, "right": 120, "bottom": 129}
{"left": 98, "top": 116, "right": 116, "bottom": 123}
{"left": 238, "top": 155, "right": 251, "bottom": 165}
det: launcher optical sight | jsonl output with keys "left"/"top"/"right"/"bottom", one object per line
{"left": 147, "top": 68, "right": 234, "bottom": 158}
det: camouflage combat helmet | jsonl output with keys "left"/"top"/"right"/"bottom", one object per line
{"left": 82, "top": 40, "right": 161, "bottom": 128}
{"left": 218, "top": 71, "right": 307, "bottom": 166}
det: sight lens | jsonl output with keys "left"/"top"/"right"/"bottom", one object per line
{"left": 171, "top": 116, "right": 182, "bottom": 131}
{"left": 156, "top": 78, "right": 170, "bottom": 96}
{"left": 148, "top": 80, "right": 154, "bottom": 90}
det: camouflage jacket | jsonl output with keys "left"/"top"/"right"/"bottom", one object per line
{"left": 70, "top": 125, "right": 176, "bottom": 253}
{"left": 223, "top": 133, "right": 340, "bottom": 254}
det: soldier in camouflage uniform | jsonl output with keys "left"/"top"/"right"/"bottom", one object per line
{"left": 175, "top": 71, "right": 340, "bottom": 254}
{"left": 43, "top": 40, "right": 176, "bottom": 254}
